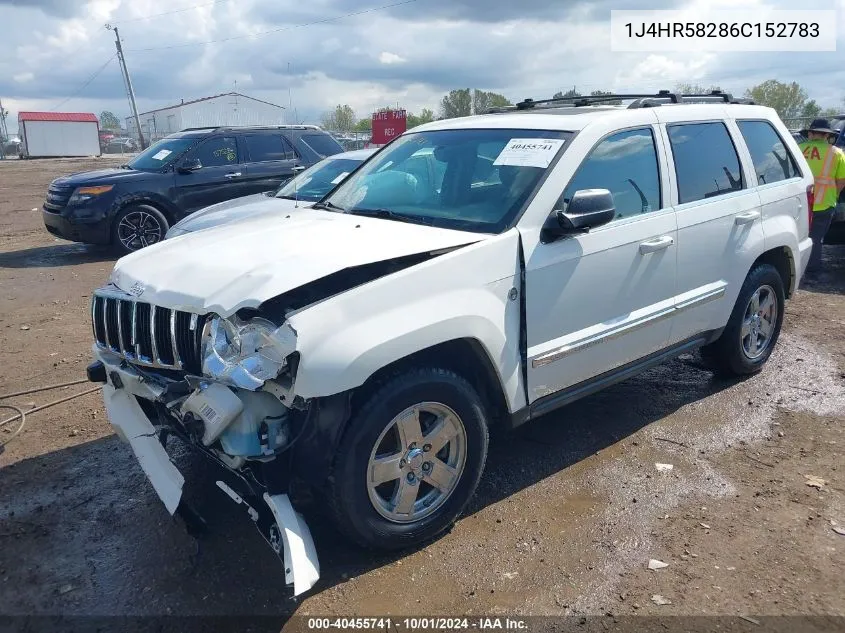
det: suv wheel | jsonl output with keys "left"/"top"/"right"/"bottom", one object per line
{"left": 327, "top": 368, "right": 489, "bottom": 550}
{"left": 701, "top": 263, "right": 785, "bottom": 376}
{"left": 112, "top": 204, "right": 169, "bottom": 254}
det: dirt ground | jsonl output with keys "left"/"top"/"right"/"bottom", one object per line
{"left": 0, "top": 158, "right": 843, "bottom": 631}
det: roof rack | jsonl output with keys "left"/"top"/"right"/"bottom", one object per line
{"left": 510, "top": 90, "right": 754, "bottom": 111}
{"left": 180, "top": 124, "right": 321, "bottom": 132}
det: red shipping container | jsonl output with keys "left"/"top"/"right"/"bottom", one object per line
{"left": 371, "top": 109, "right": 407, "bottom": 145}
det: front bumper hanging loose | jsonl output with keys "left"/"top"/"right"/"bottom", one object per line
{"left": 91, "top": 350, "right": 321, "bottom": 596}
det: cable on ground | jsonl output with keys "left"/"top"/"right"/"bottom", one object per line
{"left": 0, "top": 380, "right": 103, "bottom": 448}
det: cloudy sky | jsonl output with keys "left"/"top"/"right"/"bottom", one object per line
{"left": 1, "top": 0, "right": 843, "bottom": 132}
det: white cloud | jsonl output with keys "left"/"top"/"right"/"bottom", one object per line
{"left": 378, "top": 52, "right": 407, "bottom": 65}
{"left": 0, "top": 0, "right": 841, "bottom": 133}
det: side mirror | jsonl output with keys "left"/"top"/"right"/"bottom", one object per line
{"left": 177, "top": 158, "right": 202, "bottom": 174}
{"left": 541, "top": 188, "right": 616, "bottom": 243}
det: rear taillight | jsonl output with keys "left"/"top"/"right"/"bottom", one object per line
{"left": 806, "top": 184, "right": 814, "bottom": 230}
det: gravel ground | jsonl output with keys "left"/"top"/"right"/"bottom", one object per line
{"left": 0, "top": 158, "right": 843, "bottom": 631}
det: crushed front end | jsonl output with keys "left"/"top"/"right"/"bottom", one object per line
{"left": 87, "top": 285, "right": 320, "bottom": 596}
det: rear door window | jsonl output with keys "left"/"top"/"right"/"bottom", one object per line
{"left": 244, "top": 134, "right": 295, "bottom": 162}
{"left": 667, "top": 122, "right": 743, "bottom": 203}
{"left": 736, "top": 120, "right": 801, "bottom": 185}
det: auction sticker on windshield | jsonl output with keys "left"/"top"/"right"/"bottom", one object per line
{"left": 493, "top": 138, "right": 565, "bottom": 168}
{"left": 152, "top": 149, "right": 172, "bottom": 160}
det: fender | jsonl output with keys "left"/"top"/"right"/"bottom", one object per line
{"left": 760, "top": 212, "right": 802, "bottom": 296}
{"left": 111, "top": 190, "right": 181, "bottom": 224}
{"left": 286, "top": 230, "right": 527, "bottom": 414}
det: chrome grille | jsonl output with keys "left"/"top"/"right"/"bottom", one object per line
{"left": 92, "top": 289, "right": 207, "bottom": 373}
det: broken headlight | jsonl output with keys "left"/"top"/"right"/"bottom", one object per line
{"left": 201, "top": 315, "right": 297, "bottom": 390}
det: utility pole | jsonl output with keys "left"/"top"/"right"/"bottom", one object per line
{"left": 287, "top": 62, "right": 293, "bottom": 124}
{"left": 0, "top": 98, "right": 8, "bottom": 159}
{"left": 0, "top": 98, "right": 8, "bottom": 141}
{"left": 106, "top": 25, "right": 146, "bottom": 149}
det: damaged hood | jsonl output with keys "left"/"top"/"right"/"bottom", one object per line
{"left": 111, "top": 208, "right": 484, "bottom": 315}
{"left": 166, "top": 193, "right": 299, "bottom": 237}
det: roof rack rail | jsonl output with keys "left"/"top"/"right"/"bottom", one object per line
{"left": 179, "top": 124, "right": 322, "bottom": 132}
{"left": 513, "top": 90, "right": 754, "bottom": 111}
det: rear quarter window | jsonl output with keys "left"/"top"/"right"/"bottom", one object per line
{"left": 298, "top": 134, "right": 344, "bottom": 158}
{"left": 736, "top": 120, "right": 801, "bottom": 185}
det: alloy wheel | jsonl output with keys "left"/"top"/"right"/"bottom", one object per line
{"left": 117, "top": 210, "right": 163, "bottom": 251}
{"left": 741, "top": 284, "right": 778, "bottom": 359}
{"left": 366, "top": 402, "right": 467, "bottom": 523}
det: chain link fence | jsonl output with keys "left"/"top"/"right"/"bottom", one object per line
{"left": 325, "top": 131, "right": 371, "bottom": 151}
{"left": 781, "top": 117, "right": 814, "bottom": 132}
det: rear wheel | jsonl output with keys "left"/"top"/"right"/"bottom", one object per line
{"left": 327, "top": 367, "right": 489, "bottom": 550}
{"left": 700, "top": 263, "right": 785, "bottom": 376}
{"left": 112, "top": 204, "right": 168, "bottom": 254}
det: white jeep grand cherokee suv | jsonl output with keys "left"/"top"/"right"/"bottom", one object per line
{"left": 87, "top": 91, "right": 814, "bottom": 595}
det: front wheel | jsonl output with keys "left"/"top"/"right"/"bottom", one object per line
{"left": 327, "top": 368, "right": 489, "bottom": 551}
{"left": 700, "top": 263, "right": 785, "bottom": 376}
{"left": 112, "top": 204, "right": 169, "bottom": 254}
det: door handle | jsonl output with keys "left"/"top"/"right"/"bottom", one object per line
{"left": 292, "top": 165, "right": 306, "bottom": 174}
{"left": 734, "top": 210, "right": 761, "bottom": 225}
{"left": 639, "top": 235, "right": 674, "bottom": 254}
{"left": 224, "top": 172, "right": 242, "bottom": 179}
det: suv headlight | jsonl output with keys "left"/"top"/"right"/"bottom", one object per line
{"left": 69, "top": 185, "right": 113, "bottom": 205}
{"left": 201, "top": 315, "right": 297, "bottom": 390}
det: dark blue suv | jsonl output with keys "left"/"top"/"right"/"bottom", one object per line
{"left": 42, "top": 125, "right": 343, "bottom": 253}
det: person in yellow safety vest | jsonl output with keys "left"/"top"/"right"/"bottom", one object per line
{"left": 798, "top": 118, "right": 845, "bottom": 275}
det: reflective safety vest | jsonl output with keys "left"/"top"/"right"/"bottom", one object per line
{"left": 800, "top": 140, "right": 845, "bottom": 211}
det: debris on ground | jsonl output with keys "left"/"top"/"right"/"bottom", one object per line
{"left": 805, "top": 475, "right": 827, "bottom": 489}
{"left": 833, "top": 527, "right": 845, "bottom": 536}
{"left": 20, "top": 325, "right": 30, "bottom": 331}
{"left": 655, "top": 463, "right": 674, "bottom": 473}
{"left": 651, "top": 594, "right": 672, "bottom": 606}
{"left": 648, "top": 559, "right": 669, "bottom": 570}
{"left": 502, "top": 572, "right": 518, "bottom": 579}
{"left": 57, "top": 583, "right": 76, "bottom": 595}
{"left": 700, "top": 522, "right": 711, "bottom": 529}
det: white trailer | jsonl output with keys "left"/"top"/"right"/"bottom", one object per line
{"left": 18, "top": 112, "right": 101, "bottom": 158}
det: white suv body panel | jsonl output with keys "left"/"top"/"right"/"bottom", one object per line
{"left": 287, "top": 230, "right": 525, "bottom": 410}
{"left": 519, "top": 111, "right": 680, "bottom": 398}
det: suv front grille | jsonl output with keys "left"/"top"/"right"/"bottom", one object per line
{"left": 92, "top": 289, "right": 207, "bottom": 373}
{"left": 44, "top": 184, "right": 74, "bottom": 213}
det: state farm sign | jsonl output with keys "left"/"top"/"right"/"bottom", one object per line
{"left": 371, "top": 109, "right": 407, "bottom": 145}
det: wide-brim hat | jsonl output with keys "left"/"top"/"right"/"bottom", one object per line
{"left": 805, "top": 118, "right": 837, "bottom": 135}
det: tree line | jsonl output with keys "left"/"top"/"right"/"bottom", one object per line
{"left": 321, "top": 79, "right": 843, "bottom": 136}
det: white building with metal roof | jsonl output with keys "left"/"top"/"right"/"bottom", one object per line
{"left": 126, "top": 92, "right": 285, "bottom": 143}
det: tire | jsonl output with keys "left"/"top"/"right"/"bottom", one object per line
{"left": 700, "top": 263, "right": 785, "bottom": 377}
{"left": 111, "top": 204, "right": 169, "bottom": 255}
{"left": 327, "top": 367, "right": 489, "bottom": 551}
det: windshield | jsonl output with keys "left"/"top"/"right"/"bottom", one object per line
{"left": 128, "top": 137, "right": 199, "bottom": 171}
{"left": 276, "top": 157, "right": 364, "bottom": 201}
{"left": 324, "top": 129, "right": 572, "bottom": 233}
